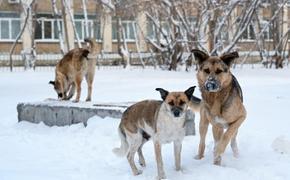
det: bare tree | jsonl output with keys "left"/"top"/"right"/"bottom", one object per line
{"left": 98, "top": 0, "right": 289, "bottom": 69}
{"left": 62, "top": 0, "right": 81, "bottom": 49}
{"left": 82, "top": 0, "right": 90, "bottom": 38}
{"left": 51, "top": 0, "right": 65, "bottom": 54}
{"left": 9, "top": 0, "right": 35, "bottom": 72}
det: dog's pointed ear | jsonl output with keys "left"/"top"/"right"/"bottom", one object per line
{"left": 49, "top": 81, "right": 55, "bottom": 85}
{"left": 191, "top": 49, "right": 209, "bottom": 65}
{"left": 184, "top": 86, "right": 196, "bottom": 100}
{"left": 155, "top": 88, "right": 169, "bottom": 101}
{"left": 220, "top": 51, "right": 239, "bottom": 66}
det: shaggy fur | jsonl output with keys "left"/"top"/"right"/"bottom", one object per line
{"left": 113, "top": 86, "right": 197, "bottom": 180}
{"left": 192, "top": 49, "right": 246, "bottom": 165}
{"left": 49, "top": 38, "right": 97, "bottom": 102}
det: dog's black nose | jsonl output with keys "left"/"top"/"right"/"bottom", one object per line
{"left": 58, "top": 93, "right": 63, "bottom": 98}
{"left": 205, "top": 81, "right": 219, "bottom": 92}
{"left": 173, "top": 110, "right": 180, "bottom": 117}
{"left": 206, "top": 82, "right": 216, "bottom": 90}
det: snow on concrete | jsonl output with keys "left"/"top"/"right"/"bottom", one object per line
{"left": 0, "top": 66, "right": 290, "bottom": 180}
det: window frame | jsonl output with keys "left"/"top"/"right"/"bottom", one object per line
{"left": 240, "top": 23, "right": 256, "bottom": 42}
{"left": 0, "top": 17, "right": 21, "bottom": 42}
{"left": 35, "top": 17, "right": 59, "bottom": 42}
{"left": 74, "top": 19, "right": 102, "bottom": 42}
{"left": 35, "top": 17, "right": 101, "bottom": 42}
{"left": 261, "top": 20, "right": 273, "bottom": 41}
{"left": 112, "top": 20, "right": 136, "bottom": 42}
{"left": 146, "top": 21, "right": 173, "bottom": 41}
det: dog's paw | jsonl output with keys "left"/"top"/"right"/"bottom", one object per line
{"left": 233, "top": 151, "right": 239, "bottom": 158}
{"left": 133, "top": 169, "right": 143, "bottom": 176}
{"left": 72, "top": 99, "right": 79, "bottom": 103}
{"left": 175, "top": 166, "right": 182, "bottom": 171}
{"left": 194, "top": 154, "right": 204, "bottom": 160}
{"left": 213, "top": 156, "right": 222, "bottom": 166}
{"left": 232, "top": 147, "right": 239, "bottom": 158}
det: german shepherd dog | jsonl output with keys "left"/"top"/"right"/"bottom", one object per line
{"left": 113, "top": 86, "right": 197, "bottom": 180}
{"left": 191, "top": 49, "right": 246, "bottom": 165}
{"left": 49, "top": 38, "right": 97, "bottom": 102}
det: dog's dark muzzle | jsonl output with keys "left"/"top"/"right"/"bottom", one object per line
{"left": 205, "top": 79, "right": 220, "bottom": 92}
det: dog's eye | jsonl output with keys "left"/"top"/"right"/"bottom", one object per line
{"left": 203, "top": 68, "right": 210, "bottom": 74}
{"left": 179, "top": 100, "right": 185, "bottom": 106}
{"left": 215, "top": 69, "right": 223, "bottom": 74}
{"left": 168, "top": 101, "right": 174, "bottom": 106}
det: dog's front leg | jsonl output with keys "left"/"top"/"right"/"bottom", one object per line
{"left": 212, "top": 126, "right": 223, "bottom": 156}
{"left": 174, "top": 140, "right": 182, "bottom": 171}
{"left": 214, "top": 115, "right": 246, "bottom": 165}
{"left": 85, "top": 72, "right": 95, "bottom": 102}
{"left": 195, "top": 109, "right": 210, "bottom": 160}
{"left": 154, "top": 141, "right": 166, "bottom": 180}
{"left": 66, "top": 84, "right": 76, "bottom": 100}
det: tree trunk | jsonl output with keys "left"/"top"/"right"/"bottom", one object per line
{"left": 9, "top": 1, "right": 35, "bottom": 72}
{"left": 82, "top": 0, "right": 89, "bottom": 38}
{"left": 51, "top": 0, "right": 65, "bottom": 54}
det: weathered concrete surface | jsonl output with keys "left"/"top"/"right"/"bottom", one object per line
{"left": 17, "top": 100, "right": 195, "bottom": 135}
{"left": 17, "top": 100, "right": 126, "bottom": 127}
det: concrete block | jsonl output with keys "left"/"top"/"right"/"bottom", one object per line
{"left": 17, "top": 100, "right": 195, "bottom": 136}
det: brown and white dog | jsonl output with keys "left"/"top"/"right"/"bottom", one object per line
{"left": 191, "top": 49, "right": 246, "bottom": 165}
{"left": 113, "top": 86, "right": 197, "bottom": 180}
{"left": 49, "top": 38, "right": 97, "bottom": 102}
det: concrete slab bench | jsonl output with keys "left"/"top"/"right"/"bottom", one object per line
{"left": 17, "top": 100, "right": 196, "bottom": 136}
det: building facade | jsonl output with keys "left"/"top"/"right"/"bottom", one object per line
{"left": 0, "top": 0, "right": 289, "bottom": 61}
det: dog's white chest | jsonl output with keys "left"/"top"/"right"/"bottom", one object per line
{"left": 155, "top": 111, "right": 185, "bottom": 144}
{"left": 213, "top": 116, "right": 229, "bottom": 129}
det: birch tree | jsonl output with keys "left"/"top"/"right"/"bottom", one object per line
{"left": 62, "top": 0, "right": 81, "bottom": 49}
{"left": 82, "top": 0, "right": 89, "bottom": 38}
{"left": 51, "top": 0, "right": 65, "bottom": 54}
{"left": 9, "top": 0, "right": 35, "bottom": 72}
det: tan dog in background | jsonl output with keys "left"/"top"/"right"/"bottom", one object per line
{"left": 49, "top": 38, "right": 97, "bottom": 102}
{"left": 83, "top": 38, "right": 97, "bottom": 101}
{"left": 113, "top": 86, "right": 196, "bottom": 180}
{"left": 192, "top": 49, "right": 246, "bottom": 165}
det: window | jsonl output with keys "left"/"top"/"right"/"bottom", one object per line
{"left": 75, "top": 19, "right": 101, "bottom": 40}
{"left": 147, "top": 21, "right": 170, "bottom": 40}
{"left": 75, "top": 20, "right": 83, "bottom": 39}
{"left": 35, "top": 16, "right": 101, "bottom": 41}
{"left": 0, "top": 18, "right": 21, "bottom": 40}
{"left": 93, "top": 21, "right": 101, "bottom": 40}
{"left": 147, "top": 21, "right": 155, "bottom": 39}
{"left": 241, "top": 23, "right": 255, "bottom": 40}
{"left": 35, "top": 18, "right": 59, "bottom": 41}
{"left": 54, "top": 20, "right": 63, "bottom": 39}
{"left": 1, "top": 20, "right": 9, "bottom": 39}
{"left": 11, "top": 19, "right": 20, "bottom": 38}
{"left": 112, "top": 20, "right": 136, "bottom": 41}
{"left": 262, "top": 20, "right": 273, "bottom": 40}
{"left": 44, "top": 21, "right": 52, "bottom": 39}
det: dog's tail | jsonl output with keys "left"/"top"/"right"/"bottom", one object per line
{"left": 188, "top": 95, "right": 201, "bottom": 113}
{"left": 112, "top": 125, "right": 129, "bottom": 157}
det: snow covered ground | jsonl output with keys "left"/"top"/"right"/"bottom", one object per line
{"left": 0, "top": 66, "right": 290, "bottom": 180}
